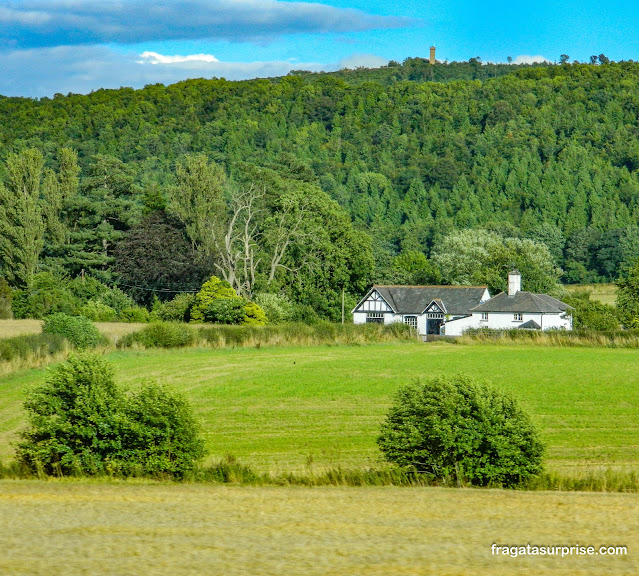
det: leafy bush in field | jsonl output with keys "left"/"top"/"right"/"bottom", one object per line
{"left": 17, "top": 354, "right": 124, "bottom": 475}
{"left": 42, "top": 313, "right": 103, "bottom": 349}
{"left": 243, "top": 301, "right": 267, "bottom": 325}
{"left": 12, "top": 273, "right": 81, "bottom": 318}
{"left": 154, "top": 293, "right": 195, "bottom": 322}
{"left": 123, "top": 382, "right": 206, "bottom": 477}
{"left": 10, "top": 273, "right": 138, "bottom": 320}
{"left": 118, "top": 306, "right": 150, "bottom": 323}
{"left": 117, "top": 322, "right": 196, "bottom": 348}
{"left": 377, "top": 375, "right": 544, "bottom": 487}
{"left": 0, "top": 333, "right": 67, "bottom": 362}
{"left": 254, "top": 293, "right": 294, "bottom": 324}
{"left": 200, "top": 297, "right": 247, "bottom": 324}
{"left": 190, "top": 276, "right": 249, "bottom": 324}
{"left": 79, "top": 300, "right": 118, "bottom": 322}
{"left": 16, "top": 354, "right": 205, "bottom": 478}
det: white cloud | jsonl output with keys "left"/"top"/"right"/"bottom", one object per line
{"left": 512, "top": 54, "right": 551, "bottom": 65}
{"left": 338, "top": 53, "right": 388, "bottom": 69}
{"left": 0, "top": 45, "right": 332, "bottom": 97}
{"left": 138, "top": 52, "right": 219, "bottom": 65}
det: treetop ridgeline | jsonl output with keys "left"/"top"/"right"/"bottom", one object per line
{"left": 2, "top": 58, "right": 639, "bottom": 321}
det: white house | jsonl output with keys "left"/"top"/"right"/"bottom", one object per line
{"left": 352, "top": 271, "right": 572, "bottom": 338}
{"left": 351, "top": 284, "right": 491, "bottom": 338}
{"left": 444, "top": 271, "right": 573, "bottom": 335}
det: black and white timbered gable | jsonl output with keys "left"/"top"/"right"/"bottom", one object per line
{"left": 423, "top": 299, "right": 446, "bottom": 316}
{"left": 351, "top": 287, "right": 395, "bottom": 323}
{"left": 352, "top": 284, "right": 490, "bottom": 333}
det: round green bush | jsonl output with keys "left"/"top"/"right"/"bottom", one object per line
{"left": 42, "top": 313, "right": 103, "bottom": 349}
{"left": 79, "top": 300, "right": 118, "bottom": 322}
{"left": 253, "top": 293, "right": 294, "bottom": 324}
{"left": 16, "top": 354, "right": 205, "bottom": 478}
{"left": 191, "top": 276, "right": 247, "bottom": 324}
{"left": 243, "top": 301, "right": 267, "bottom": 325}
{"left": 155, "top": 293, "right": 195, "bottom": 322}
{"left": 118, "top": 306, "right": 150, "bottom": 323}
{"left": 117, "top": 322, "right": 195, "bottom": 348}
{"left": 377, "top": 375, "right": 544, "bottom": 487}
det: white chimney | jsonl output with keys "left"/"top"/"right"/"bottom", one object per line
{"left": 508, "top": 270, "right": 521, "bottom": 296}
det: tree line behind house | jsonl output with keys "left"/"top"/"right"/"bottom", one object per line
{"left": 3, "top": 60, "right": 639, "bottom": 325}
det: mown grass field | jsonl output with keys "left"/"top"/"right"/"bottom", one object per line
{"left": 2, "top": 342, "right": 638, "bottom": 475}
{"left": 566, "top": 283, "right": 617, "bottom": 306}
{"left": 0, "top": 480, "right": 635, "bottom": 576}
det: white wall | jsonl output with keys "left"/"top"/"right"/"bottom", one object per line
{"left": 353, "top": 312, "right": 428, "bottom": 335}
{"left": 353, "top": 312, "right": 367, "bottom": 325}
{"left": 444, "top": 311, "right": 572, "bottom": 334}
{"left": 541, "top": 314, "right": 572, "bottom": 330}
{"left": 442, "top": 315, "right": 480, "bottom": 336}
{"left": 481, "top": 312, "right": 543, "bottom": 330}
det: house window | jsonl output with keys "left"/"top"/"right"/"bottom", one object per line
{"left": 404, "top": 316, "right": 418, "bottom": 330}
{"left": 481, "top": 312, "right": 488, "bottom": 321}
{"left": 513, "top": 313, "right": 523, "bottom": 322}
{"left": 366, "top": 312, "right": 384, "bottom": 324}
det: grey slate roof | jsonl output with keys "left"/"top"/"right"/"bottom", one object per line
{"left": 372, "top": 285, "right": 488, "bottom": 316}
{"left": 471, "top": 291, "right": 572, "bottom": 314}
{"left": 518, "top": 319, "right": 542, "bottom": 330}
{"left": 534, "top": 293, "right": 572, "bottom": 312}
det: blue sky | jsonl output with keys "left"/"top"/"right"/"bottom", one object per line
{"left": 0, "top": 0, "right": 637, "bottom": 97}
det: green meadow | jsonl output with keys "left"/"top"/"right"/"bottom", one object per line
{"left": 1, "top": 342, "right": 638, "bottom": 475}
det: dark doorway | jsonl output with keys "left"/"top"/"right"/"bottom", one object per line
{"left": 426, "top": 319, "right": 443, "bottom": 335}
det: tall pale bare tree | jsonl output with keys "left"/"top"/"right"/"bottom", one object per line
{"left": 168, "top": 155, "right": 318, "bottom": 298}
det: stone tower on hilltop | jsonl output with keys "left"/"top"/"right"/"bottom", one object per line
{"left": 430, "top": 46, "right": 436, "bottom": 65}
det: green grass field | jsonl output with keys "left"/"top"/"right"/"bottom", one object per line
{"left": 566, "top": 284, "right": 617, "bottom": 306}
{"left": 0, "top": 480, "right": 635, "bottom": 576}
{"left": 2, "top": 342, "right": 638, "bottom": 475}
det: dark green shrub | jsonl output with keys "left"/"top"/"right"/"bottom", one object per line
{"left": 122, "top": 382, "right": 206, "bottom": 478}
{"left": 42, "top": 313, "right": 103, "bottom": 349}
{"left": 12, "top": 273, "right": 81, "bottom": 319}
{"left": 194, "top": 297, "right": 246, "bottom": 324}
{"left": 117, "top": 322, "right": 196, "bottom": 348}
{"left": 254, "top": 293, "right": 294, "bottom": 324}
{"left": 16, "top": 354, "right": 126, "bottom": 475}
{"left": 118, "top": 307, "right": 150, "bottom": 323}
{"left": 99, "top": 287, "right": 136, "bottom": 313}
{"left": 377, "top": 375, "right": 544, "bottom": 487}
{"left": 191, "top": 276, "right": 244, "bottom": 323}
{"left": 155, "top": 293, "right": 195, "bottom": 322}
{"left": 0, "top": 333, "right": 67, "bottom": 362}
{"left": 79, "top": 300, "right": 118, "bottom": 322}
{"left": 16, "top": 354, "right": 205, "bottom": 478}
{"left": 68, "top": 276, "right": 110, "bottom": 302}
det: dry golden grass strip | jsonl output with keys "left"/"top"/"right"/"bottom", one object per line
{"left": 0, "top": 481, "right": 635, "bottom": 576}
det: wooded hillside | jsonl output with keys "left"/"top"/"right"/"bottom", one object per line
{"left": 1, "top": 59, "right": 639, "bottom": 319}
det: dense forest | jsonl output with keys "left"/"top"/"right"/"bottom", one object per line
{"left": 2, "top": 57, "right": 639, "bottom": 322}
